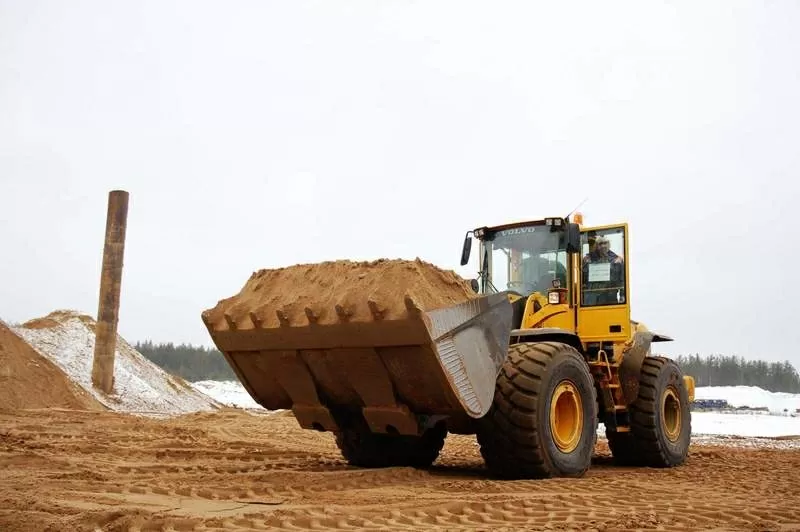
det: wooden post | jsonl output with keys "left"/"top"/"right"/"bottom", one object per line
{"left": 91, "top": 190, "right": 129, "bottom": 393}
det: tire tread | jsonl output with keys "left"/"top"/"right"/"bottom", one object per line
{"left": 477, "top": 341, "right": 596, "bottom": 479}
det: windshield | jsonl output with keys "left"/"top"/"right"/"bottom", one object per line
{"left": 479, "top": 225, "right": 569, "bottom": 296}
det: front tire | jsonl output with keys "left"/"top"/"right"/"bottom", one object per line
{"left": 476, "top": 341, "right": 597, "bottom": 479}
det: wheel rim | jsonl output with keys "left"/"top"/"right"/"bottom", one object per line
{"left": 549, "top": 380, "right": 583, "bottom": 453}
{"left": 662, "top": 386, "right": 682, "bottom": 442}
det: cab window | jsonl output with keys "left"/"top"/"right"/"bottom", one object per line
{"left": 580, "top": 227, "right": 626, "bottom": 306}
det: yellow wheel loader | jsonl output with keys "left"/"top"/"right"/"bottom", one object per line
{"left": 202, "top": 215, "right": 694, "bottom": 479}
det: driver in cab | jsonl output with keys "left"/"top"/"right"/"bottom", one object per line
{"left": 581, "top": 235, "right": 624, "bottom": 305}
{"left": 582, "top": 235, "right": 623, "bottom": 265}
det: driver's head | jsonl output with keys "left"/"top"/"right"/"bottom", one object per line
{"left": 595, "top": 236, "right": 610, "bottom": 256}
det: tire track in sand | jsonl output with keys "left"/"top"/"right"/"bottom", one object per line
{"left": 1, "top": 409, "right": 799, "bottom": 531}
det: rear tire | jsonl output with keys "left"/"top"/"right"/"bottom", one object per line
{"left": 334, "top": 419, "right": 447, "bottom": 468}
{"left": 476, "top": 341, "right": 597, "bottom": 479}
{"left": 607, "top": 356, "right": 691, "bottom": 467}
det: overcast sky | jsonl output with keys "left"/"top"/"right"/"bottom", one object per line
{"left": 1, "top": 1, "right": 798, "bottom": 364}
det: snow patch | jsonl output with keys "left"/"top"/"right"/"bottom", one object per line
{"left": 690, "top": 411, "right": 800, "bottom": 438}
{"left": 694, "top": 385, "right": 800, "bottom": 414}
{"left": 13, "top": 311, "right": 220, "bottom": 416}
{"left": 191, "top": 380, "right": 267, "bottom": 411}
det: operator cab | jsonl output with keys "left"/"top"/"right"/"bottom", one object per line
{"left": 460, "top": 217, "right": 579, "bottom": 330}
{"left": 460, "top": 216, "right": 633, "bottom": 348}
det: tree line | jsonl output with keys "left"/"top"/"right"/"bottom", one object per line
{"left": 673, "top": 353, "right": 800, "bottom": 393}
{"left": 133, "top": 340, "right": 800, "bottom": 393}
{"left": 134, "top": 340, "right": 237, "bottom": 381}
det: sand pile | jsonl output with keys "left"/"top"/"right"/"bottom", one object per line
{"left": 204, "top": 258, "right": 478, "bottom": 329}
{"left": 0, "top": 320, "right": 103, "bottom": 411}
{"left": 12, "top": 310, "right": 221, "bottom": 416}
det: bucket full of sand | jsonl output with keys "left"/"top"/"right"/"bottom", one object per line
{"left": 202, "top": 258, "right": 513, "bottom": 436}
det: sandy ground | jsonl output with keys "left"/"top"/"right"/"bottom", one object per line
{"left": 1, "top": 409, "right": 799, "bottom": 532}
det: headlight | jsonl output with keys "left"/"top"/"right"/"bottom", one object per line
{"left": 548, "top": 292, "right": 560, "bottom": 304}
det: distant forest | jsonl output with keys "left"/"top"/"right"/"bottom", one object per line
{"left": 135, "top": 341, "right": 236, "bottom": 381}
{"left": 673, "top": 354, "right": 800, "bottom": 393}
{"left": 134, "top": 341, "right": 800, "bottom": 393}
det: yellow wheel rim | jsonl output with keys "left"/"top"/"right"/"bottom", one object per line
{"left": 549, "top": 380, "right": 583, "bottom": 453}
{"left": 662, "top": 386, "right": 682, "bottom": 442}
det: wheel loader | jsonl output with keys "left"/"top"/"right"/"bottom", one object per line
{"left": 201, "top": 214, "right": 694, "bottom": 479}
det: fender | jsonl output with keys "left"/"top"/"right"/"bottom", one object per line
{"left": 619, "top": 325, "right": 673, "bottom": 404}
{"left": 509, "top": 327, "right": 584, "bottom": 353}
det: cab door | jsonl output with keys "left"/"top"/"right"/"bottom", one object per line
{"left": 576, "top": 224, "right": 631, "bottom": 344}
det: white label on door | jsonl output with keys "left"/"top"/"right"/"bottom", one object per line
{"left": 588, "top": 262, "right": 611, "bottom": 282}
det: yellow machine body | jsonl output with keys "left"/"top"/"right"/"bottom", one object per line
{"left": 478, "top": 218, "right": 694, "bottom": 432}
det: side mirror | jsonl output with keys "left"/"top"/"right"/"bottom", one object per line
{"left": 460, "top": 233, "right": 472, "bottom": 265}
{"left": 469, "top": 279, "right": 480, "bottom": 293}
{"left": 566, "top": 223, "right": 581, "bottom": 253}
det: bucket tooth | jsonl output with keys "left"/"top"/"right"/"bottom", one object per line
{"left": 334, "top": 304, "right": 353, "bottom": 322}
{"left": 404, "top": 294, "right": 421, "bottom": 314}
{"left": 223, "top": 313, "right": 238, "bottom": 331}
{"left": 304, "top": 306, "right": 319, "bottom": 324}
{"left": 248, "top": 311, "right": 263, "bottom": 329}
{"left": 276, "top": 309, "right": 290, "bottom": 327}
{"left": 201, "top": 311, "right": 213, "bottom": 330}
{"left": 367, "top": 299, "right": 385, "bottom": 320}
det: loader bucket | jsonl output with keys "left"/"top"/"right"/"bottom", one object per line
{"left": 202, "top": 259, "right": 514, "bottom": 436}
